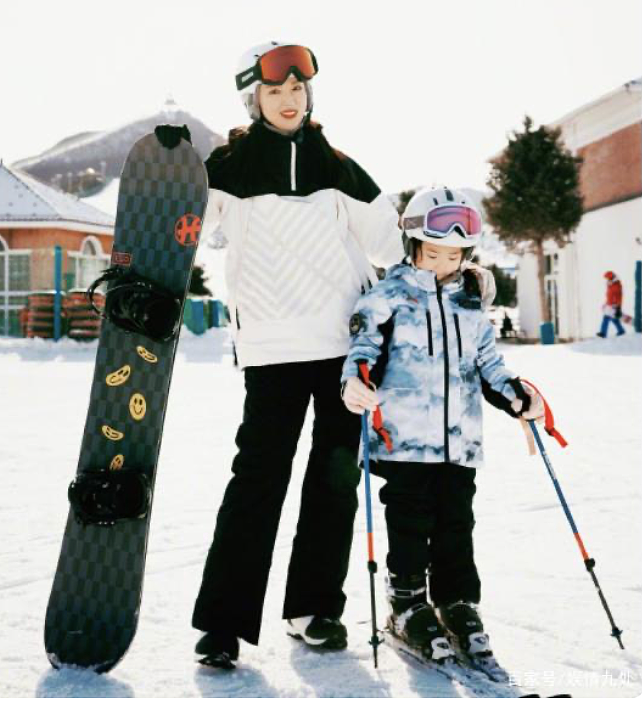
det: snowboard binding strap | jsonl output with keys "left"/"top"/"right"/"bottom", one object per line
{"left": 68, "top": 470, "right": 151, "bottom": 527}
{"left": 88, "top": 266, "right": 182, "bottom": 343}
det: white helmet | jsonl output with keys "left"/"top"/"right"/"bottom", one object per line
{"left": 235, "top": 41, "right": 316, "bottom": 122}
{"left": 402, "top": 186, "right": 482, "bottom": 261}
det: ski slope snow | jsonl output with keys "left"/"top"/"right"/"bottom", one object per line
{"left": 1, "top": 329, "right": 640, "bottom": 698}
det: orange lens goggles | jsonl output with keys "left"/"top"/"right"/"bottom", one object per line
{"left": 236, "top": 45, "right": 318, "bottom": 90}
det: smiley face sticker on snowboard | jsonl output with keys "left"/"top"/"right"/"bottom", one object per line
{"left": 102, "top": 425, "right": 124, "bottom": 441}
{"left": 129, "top": 393, "right": 147, "bottom": 421}
{"left": 106, "top": 365, "right": 132, "bottom": 386}
{"left": 110, "top": 454, "right": 125, "bottom": 471}
{"left": 136, "top": 346, "right": 158, "bottom": 363}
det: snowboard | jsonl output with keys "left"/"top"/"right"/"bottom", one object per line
{"left": 44, "top": 132, "right": 208, "bottom": 673}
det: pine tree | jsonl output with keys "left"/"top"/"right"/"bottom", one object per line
{"left": 483, "top": 116, "right": 583, "bottom": 323}
{"left": 487, "top": 264, "right": 517, "bottom": 307}
{"left": 189, "top": 265, "right": 212, "bottom": 296}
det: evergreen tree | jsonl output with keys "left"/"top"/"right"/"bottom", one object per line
{"left": 487, "top": 264, "right": 517, "bottom": 307}
{"left": 189, "top": 265, "right": 212, "bottom": 296}
{"left": 483, "top": 116, "right": 583, "bottom": 323}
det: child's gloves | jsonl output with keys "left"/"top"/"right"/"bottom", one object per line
{"left": 342, "top": 377, "right": 379, "bottom": 415}
{"left": 509, "top": 380, "right": 545, "bottom": 421}
{"left": 154, "top": 124, "right": 192, "bottom": 149}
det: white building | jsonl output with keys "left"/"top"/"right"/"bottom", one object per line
{"left": 515, "top": 80, "right": 642, "bottom": 340}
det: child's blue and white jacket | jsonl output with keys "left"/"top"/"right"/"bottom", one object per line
{"left": 341, "top": 263, "right": 519, "bottom": 469}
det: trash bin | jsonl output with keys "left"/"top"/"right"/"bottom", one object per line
{"left": 540, "top": 321, "right": 555, "bottom": 345}
{"left": 183, "top": 298, "right": 207, "bottom": 335}
{"left": 208, "top": 299, "right": 227, "bottom": 328}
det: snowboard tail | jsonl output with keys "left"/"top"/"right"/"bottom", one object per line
{"left": 44, "top": 133, "right": 208, "bottom": 672}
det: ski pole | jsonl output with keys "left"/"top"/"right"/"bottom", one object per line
{"left": 528, "top": 419, "right": 624, "bottom": 650}
{"left": 361, "top": 409, "right": 382, "bottom": 668}
{"left": 357, "top": 362, "right": 384, "bottom": 668}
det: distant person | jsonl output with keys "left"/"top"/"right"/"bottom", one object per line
{"left": 500, "top": 311, "right": 514, "bottom": 338}
{"left": 597, "top": 271, "right": 625, "bottom": 338}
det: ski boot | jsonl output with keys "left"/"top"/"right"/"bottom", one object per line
{"left": 195, "top": 631, "right": 239, "bottom": 670}
{"left": 438, "top": 601, "right": 507, "bottom": 682}
{"left": 385, "top": 573, "right": 455, "bottom": 664}
{"left": 287, "top": 616, "right": 348, "bottom": 650}
{"left": 68, "top": 469, "right": 151, "bottom": 526}
{"left": 88, "top": 266, "right": 182, "bottom": 343}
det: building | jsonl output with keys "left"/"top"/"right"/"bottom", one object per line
{"left": 515, "top": 80, "right": 642, "bottom": 340}
{"left": 0, "top": 162, "right": 114, "bottom": 336}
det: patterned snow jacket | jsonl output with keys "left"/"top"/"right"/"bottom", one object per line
{"left": 341, "top": 263, "right": 519, "bottom": 469}
{"left": 201, "top": 121, "right": 403, "bottom": 368}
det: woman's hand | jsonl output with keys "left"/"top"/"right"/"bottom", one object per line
{"left": 342, "top": 377, "right": 379, "bottom": 415}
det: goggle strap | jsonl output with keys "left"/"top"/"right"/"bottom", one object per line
{"left": 403, "top": 215, "right": 425, "bottom": 231}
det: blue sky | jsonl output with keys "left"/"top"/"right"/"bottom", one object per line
{"left": 2, "top": 0, "right": 641, "bottom": 192}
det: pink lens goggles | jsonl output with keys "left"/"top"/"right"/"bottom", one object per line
{"left": 404, "top": 205, "right": 482, "bottom": 239}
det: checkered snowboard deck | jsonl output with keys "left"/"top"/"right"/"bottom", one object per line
{"left": 44, "top": 133, "right": 208, "bottom": 672}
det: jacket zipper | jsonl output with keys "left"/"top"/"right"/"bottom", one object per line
{"left": 436, "top": 285, "right": 450, "bottom": 462}
{"left": 290, "top": 142, "right": 297, "bottom": 192}
{"left": 453, "top": 313, "right": 462, "bottom": 358}
{"left": 426, "top": 310, "right": 433, "bottom": 356}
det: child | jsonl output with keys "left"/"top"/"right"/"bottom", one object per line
{"left": 341, "top": 187, "right": 543, "bottom": 670}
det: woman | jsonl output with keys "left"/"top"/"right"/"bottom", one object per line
{"left": 158, "top": 41, "right": 404, "bottom": 668}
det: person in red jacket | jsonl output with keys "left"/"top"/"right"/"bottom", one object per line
{"left": 597, "top": 271, "right": 626, "bottom": 337}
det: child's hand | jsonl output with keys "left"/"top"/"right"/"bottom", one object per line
{"left": 342, "top": 377, "right": 379, "bottom": 415}
{"left": 510, "top": 382, "right": 545, "bottom": 421}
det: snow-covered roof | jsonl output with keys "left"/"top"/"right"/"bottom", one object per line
{"left": 0, "top": 161, "right": 114, "bottom": 234}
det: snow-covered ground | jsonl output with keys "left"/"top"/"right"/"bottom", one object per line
{"left": 1, "top": 329, "right": 640, "bottom": 698}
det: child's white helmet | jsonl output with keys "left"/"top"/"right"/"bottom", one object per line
{"left": 235, "top": 41, "right": 316, "bottom": 122}
{"left": 402, "top": 186, "right": 483, "bottom": 248}
{"left": 402, "top": 186, "right": 483, "bottom": 262}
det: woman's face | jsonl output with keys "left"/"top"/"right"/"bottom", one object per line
{"left": 415, "top": 241, "right": 463, "bottom": 280}
{"left": 258, "top": 74, "right": 308, "bottom": 132}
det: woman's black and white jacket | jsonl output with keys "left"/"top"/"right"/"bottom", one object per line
{"left": 201, "top": 122, "right": 403, "bottom": 368}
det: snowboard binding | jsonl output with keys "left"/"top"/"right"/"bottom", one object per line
{"left": 88, "top": 266, "right": 182, "bottom": 343}
{"left": 68, "top": 470, "right": 151, "bottom": 526}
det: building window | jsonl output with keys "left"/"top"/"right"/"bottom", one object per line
{"left": 74, "top": 236, "right": 109, "bottom": 290}
{"left": 9, "top": 253, "right": 30, "bottom": 291}
{"left": 1, "top": 236, "right": 31, "bottom": 336}
{"left": 0, "top": 236, "right": 5, "bottom": 292}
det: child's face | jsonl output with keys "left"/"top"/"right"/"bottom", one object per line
{"left": 415, "top": 241, "right": 463, "bottom": 280}
{"left": 258, "top": 75, "right": 308, "bottom": 132}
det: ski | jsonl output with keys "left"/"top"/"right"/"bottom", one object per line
{"left": 383, "top": 628, "right": 519, "bottom": 697}
{"left": 383, "top": 629, "right": 572, "bottom": 698}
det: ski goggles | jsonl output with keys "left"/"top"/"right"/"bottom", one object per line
{"left": 403, "top": 205, "right": 482, "bottom": 239}
{"left": 235, "top": 45, "right": 319, "bottom": 91}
